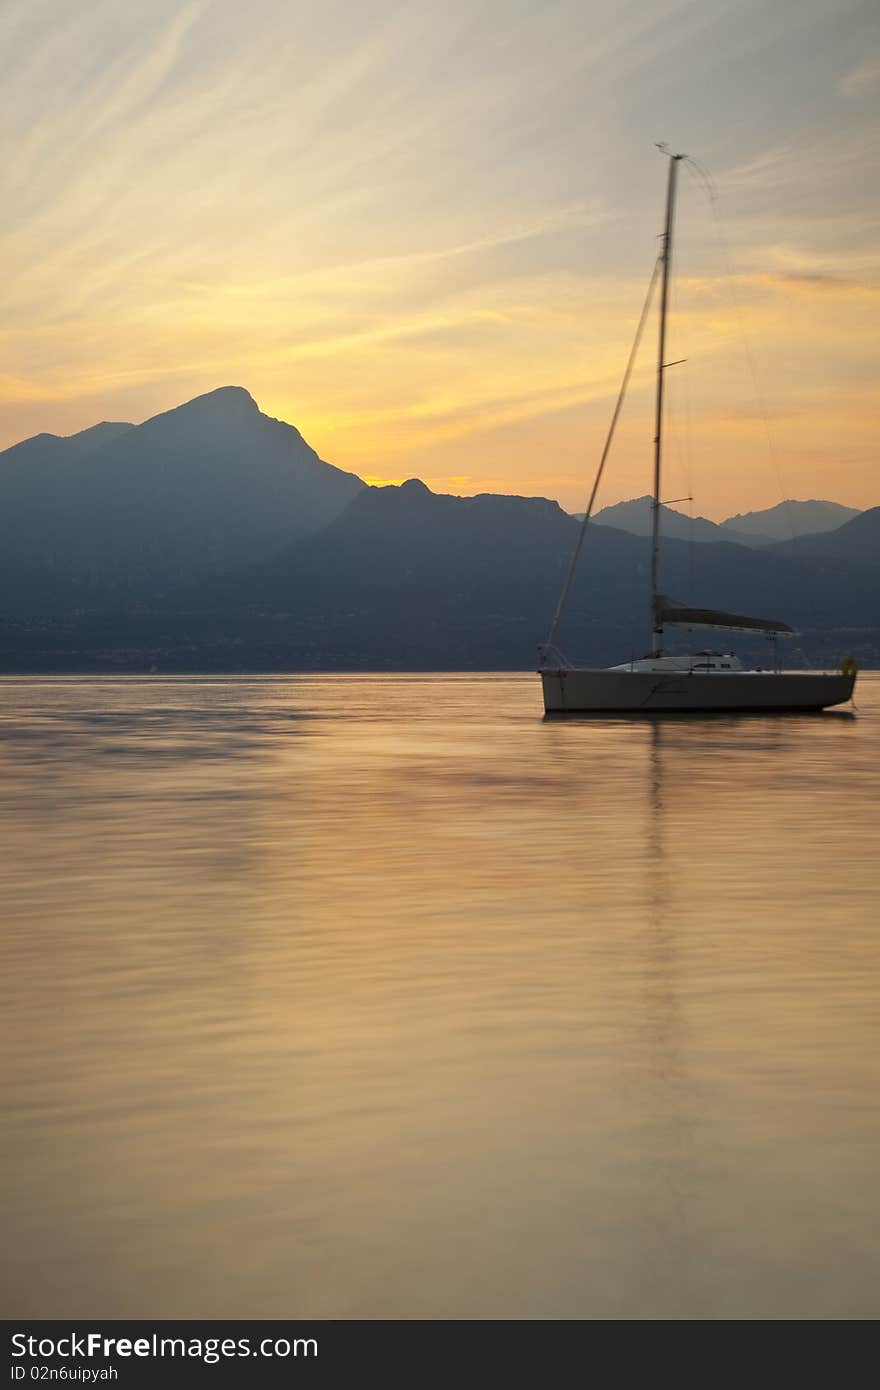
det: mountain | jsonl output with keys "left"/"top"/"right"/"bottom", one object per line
{"left": 721, "top": 499, "right": 861, "bottom": 542}
{"left": 2, "top": 478, "right": 877, "bottom": 671}
{"left": 591, "top": 495, "right": 757, "bottom": 547}
{"left": 118, "top": 479, "right": 874, "bottom": 673}
{"left": 0, "top": 387, "right": 364, "bottom": 606}
{"left": 0, "top": 420, "right": 134, "bottom": 511}
{"left": 0, "top": 420, "right": 134, "bottom": 470}
{"left": 175, "top": 478, "right": 581, "bottom": 663}
{"left": 182, "top": 479, "right": 876, "bottom": 633}
{"left": 0, "top": 402, "right": 875, "bottom": 670}
{"left": 766, "top": 505, "right": 880, "bottom": 566}
{"left": 589, "top": 495, "right": 863, "bottom": 548}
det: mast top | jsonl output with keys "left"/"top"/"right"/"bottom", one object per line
{"left": 655, "top": 142, "right": 686, "bottom": 161}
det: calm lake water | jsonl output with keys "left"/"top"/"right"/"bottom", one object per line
{"left": 1, "top": 672, "right": 878, "bottom": 1320}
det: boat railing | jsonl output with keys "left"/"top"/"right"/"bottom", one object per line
{"left": 537, "top": 642, "right": 573, "bottom": 671}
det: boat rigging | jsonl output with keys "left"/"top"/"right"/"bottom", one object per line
{"left": 538, "top": 147, "right": 857, "bottom": 714}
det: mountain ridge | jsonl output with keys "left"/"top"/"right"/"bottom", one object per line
{"left": 765, "top": 505, "right": 880, "bottom": 565}
{"left": 159, "top": 476, "right": 878, "bottom": 671}
{"left": 0, "top": 388, "right": 876, "bottom": 670}
{"left": 589, "top": 494, "right": 863, "bottom": 546}
{"left": 722, "top": 498, "right": 861, "bottom": 541}
{"left": 591, "top": 495, "right": 758, "bottom": 547}
{"left": 0, "top": 386, "right": 364, "bottom": 606}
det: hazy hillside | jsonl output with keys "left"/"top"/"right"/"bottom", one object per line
{"left": 722, "top": 498, "right": 860, "bottom": 542}
{"left": 113, "top": 480, "right": 876, "bottom": 673}
{"left": 183, "top": 480, "right": 877, "bottom": 633}
{"left": 172, "top": 478, "right": 582, "bottom": 665}
{"left": 0, "top": 420, "right": 134, "bottom": 471}
{"left": 0, "top": 421, "right": 134, "bottom": 513}
{"left": 765, "top": 506, "right": 880, "bottom": 566}
{"left": 0, "top": 409, "right": 875, "bottom": 669}
{"left": 592, "top": 495, "right": 756, "bottom": 547}
{"left": 0, "top": 387, "right": 364, "bottom": 606}
{"left": 591, "top": 495, "right": 862, "bottom": 547}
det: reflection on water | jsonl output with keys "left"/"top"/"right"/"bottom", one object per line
{"left": 1, "top": 673, "right": 878, "bottom": 1319}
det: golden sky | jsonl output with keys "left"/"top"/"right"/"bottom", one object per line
{"left": 1, "top": 0, "right": 877, "bottom": 518}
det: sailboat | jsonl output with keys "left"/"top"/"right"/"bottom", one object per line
{"left": 539, "top": 149, "right": 858, "bottom": 714}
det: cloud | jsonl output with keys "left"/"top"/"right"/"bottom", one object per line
{"left": 1, "top": 0, "right": 878, "bottom": 517}
{"left": 839, "top": 56, "right": 880, "bottom": 98}
{"left": 752, "top": 271, "right": 880, "bottom": 297}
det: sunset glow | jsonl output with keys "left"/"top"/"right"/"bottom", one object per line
{"left": 2, "top": 0, "right": 877, "bottom": 518}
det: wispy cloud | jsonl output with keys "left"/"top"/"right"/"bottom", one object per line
{"left": 0, "top": 0, "right": 878, "bottom": 516}
{"left": 755, "top": 271, "right": 880, "bottom": 296}
{"left": 839, "top": 55, "right": 880, "bottom": 98}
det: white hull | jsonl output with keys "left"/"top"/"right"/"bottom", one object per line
{"left": 541, "top": 668, "right": 855, "bottom": 714}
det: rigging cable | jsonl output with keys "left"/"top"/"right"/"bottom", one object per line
{"left": 684, "top": 156, "right": 797, "bottom": 548}
{"left": 684, "top": 361, "right": 696, "bottom": 603}
{"left": 540, "top": 253, "right": 661, "bottom": 664}
{"left": 663, "top": 229, "right": 697, "bottom": 604}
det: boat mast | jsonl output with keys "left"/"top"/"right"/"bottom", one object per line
{"left": 650, "top": 150, "right": 683, "bottom": 657}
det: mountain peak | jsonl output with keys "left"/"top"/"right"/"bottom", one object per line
{"left": 592, "top": 495, "right": 756, "bottom": 547}
{"left": 721, "top": 498, "right": 861, "bottom": 541}
{"left": 135, "top": 385, "right": 261, "bottom": 438}
{"left": 186, "top": 385, "right": 258, "bottom": 413}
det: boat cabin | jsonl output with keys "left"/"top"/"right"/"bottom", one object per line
{"left": 689, "top": 651, "right": 743, "bottom": 671}
{"left": 608, "top": 650, "right": 745, "bottom": 674}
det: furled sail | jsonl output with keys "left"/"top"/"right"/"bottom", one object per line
{"left": 654, "top": 595, "right": 796, "bottom": 635}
